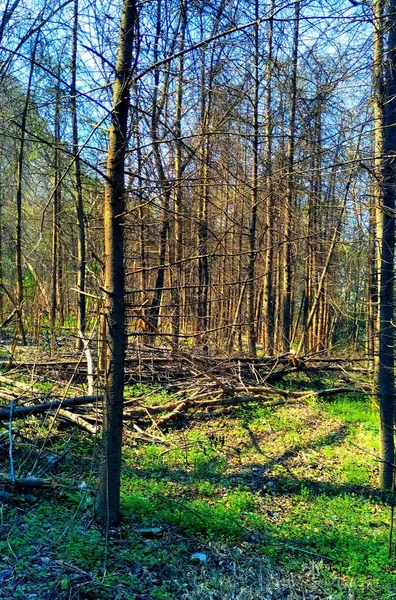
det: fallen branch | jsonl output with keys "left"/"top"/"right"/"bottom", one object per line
{"left": 155, "top": 401, "right": 190, "bottom": 427}
{"left": 78, "top": 331, "right": 95, "bottom": 395}
{"left": 0, "top": 309, "right": 17, "bottom": 329}
{"left": 0, "top": 473, "right": 54, "bottom": 488}
{"left": 0, "top": 374, "right": 41, "bottom": 393}
{"left": 9, "top": 400, "right": 15, "bottom": 484}
{"left": 0, "top": 395, "right": 103, "bottom": 421}
{"left": 55, "top": 409, "right": 99, "bottom": 434}
{"left": 0, "top": 391, "right": 19, "bottom": 402}
{"left": 130, "top": 312, "right": 233, "bottom": 394}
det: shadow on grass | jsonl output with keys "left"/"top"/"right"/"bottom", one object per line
{"left": 124, "top": 421, "right": 388, "bottom": 503}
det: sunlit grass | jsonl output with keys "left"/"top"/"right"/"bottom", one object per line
{"left": 0, "top": 381, "right": 394, "bottom": 599}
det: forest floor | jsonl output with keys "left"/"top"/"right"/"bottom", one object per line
{"left": 0, "top": 351, "right": 395, "bottom": 599}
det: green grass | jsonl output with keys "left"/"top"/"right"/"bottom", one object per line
{"left": 1, "top": 380, "right": 395, "bottom": 598}
{"left": 33, "top": 379, "right": 54, "bottom": 392}
{"left": 117, "top": 388, "right": 395, "bottom": 597}
{"left": 124, "top": 383, "right": 171, "bottom": 405}
{"left": 320, "top": 395, "right": 377, "bottom": 424}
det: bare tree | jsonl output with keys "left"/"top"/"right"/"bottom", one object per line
{"left": 378, "top": 0, "right": 396, "bottom": 490}
{"left": 97, "top": 0, "right": 138, "bottom": 526}
{"left": 71, "top": 0, "right": 86, "bottom": 348}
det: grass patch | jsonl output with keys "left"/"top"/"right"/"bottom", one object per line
{"left": 320, "top": 395, "right": 377, "bottom": 425}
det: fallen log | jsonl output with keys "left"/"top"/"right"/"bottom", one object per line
{"left": 82, "top": 394, "right": 281, "bottom": 426}
{"left": 11, "top": 351, "right": 371, "bottom": 393}
{"left": 55, "top": 409, "right": 99, "bottom": 434}
{"left": 155, "top": 401, "right": 191, "bottom": 427}
{"left": 0, "top": 390, "right": 20, "bottom": 402}
{"left": 0, "top": 473, "right": 54, "bottom": 488}
{"left": 0, "top": 395, "right": 103, "bottom": 421}
{"left": 0, "top": 375, "right": 41, "bottom": 393}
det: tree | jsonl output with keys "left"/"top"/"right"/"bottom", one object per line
{"left": 15, "top": 35, "right": 39, "bottom": 345}
{"left": 97, "top": 0, "right": 138, "bottom": 526}
{"left": 50, "top": 74, "right": 62, "bottom": 354}
{"left": 281, "top": 0, "right": 300, "bottom": 351}
{"left": 246, "top": 0, "right": 260, "bottom": 357}
{"left": 262, "top": 0, "right": 275, "bottom": 355}
{"left": 71, "top": 0, "right": 87, "bottom": 348}
{"left": 378, "top": 0, "right": 396, "bottom": 490}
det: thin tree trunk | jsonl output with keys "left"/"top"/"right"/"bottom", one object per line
{"left": 372, "top": 0, "right": 384, "bottom": 377}
{"left": 282, "top": 0, "right": 299, "bottom": 350}
{"left": 97, "top": 0, "right": 137, "bottom": 527}
{"left": 172, "top": 0, "right": 187, "bottom": 345}
{"left": 195, "top": 4, "right": 226, "bottom": 352}
{"left": 50, "top": 77, "right": 61, "bottom": 355}
{"left": 297, "top": 144, "right": 362, "bottom": 355}
{"left": 71, "top": 0, "right": 86, "bottom": 349}
{"left": 134, "top": 104, "right": 149, "bottom": 343}
{"left": 197, "top": 55, "right": 211, "bottom": 353}
{"left": 262, "top": 0, "right": 275, "bottom": 355}
{"left": 303, "top": 87, "right": 322, "bottom": 353}
{"left": 228, "top": 282, "right": 246, "bottom": 354}
{"left": 197, "top": 138, "right": 210, "bottom": 352}
{"left": 147, "top": 0, "right": 173, "bottom": 339}
{"left": 378, "top": 0, "right": 396, "bottom": 490}
{"left": 15, "top": 38, "right": 38, "bottom": 345}
{"left": 247, "top": 0, "right": 259, "bottom": 357}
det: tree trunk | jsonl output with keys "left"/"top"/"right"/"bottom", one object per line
{"left": 378, "top": 0, "right": 396, "bottom": 490}
{"left": 197, "top": 53, "right": 211, "bottom": 353}
{"left": 147, "top": 0, "right": 172, "bottom": 339}
{"left": 371, "top": 0, "right": 384, "bottom": 379}
{"left": 247, "top": 0, "right": 259, "bottom": 357}
{"left": 50, "top": 77, "right": 61, "bottom": 355}
{"left": 262, "top": 0, "right": 275, "bottom": 355}
{"left": 71, "top": 0, "right": 86, "bottom": 349}
{"left": 282, "top": 0, "right": 299, "bottom": 351}
{"left": 15, "top": 37, "right": 38, "bottom": 345}
{"left": 172, "top": 0, "right": 187, "bottom": 346}
{"left": 97, "top": 0, "right": 137, "bottom": 527}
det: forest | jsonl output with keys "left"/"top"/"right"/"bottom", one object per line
{"left": 0, "top": 0, "right": 396, "bottom": 597}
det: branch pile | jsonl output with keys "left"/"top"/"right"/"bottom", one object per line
{"left": 0, "top": 350, "right": 372, "bottom": 435}
{"left": 12, "top": 348, "right": 371, "bottom": 386}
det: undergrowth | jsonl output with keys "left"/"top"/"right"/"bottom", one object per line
{"left": 0, "top": 375, "right": 395, "bottom": 599}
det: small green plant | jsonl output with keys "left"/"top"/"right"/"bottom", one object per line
{"left": 33, "top": 379, "right": 54, "bottom": 392}
{"left": 124, "top": 383, "right": 170, "bottom": 405}
{"left": 64, "top": 531, "right": 104, "bottom": 568}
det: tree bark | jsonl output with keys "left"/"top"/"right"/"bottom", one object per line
{"left": 247, "top": 0, "right": 259, "bottom": 357}
{"left": 262, "top": 0, "right": 275, "bottom": 355}
{"left": 97, "top": 0, "right": 137, "bottom": 526}
{"left": 197, "top": 52, "right": 211, "bottom": 353}
{"left": 15, "top": 37, "right": 38, "bottom": 345}
{"left": 370, "top": 0, "right": 384, "bottom": 379}
{"left": 50, "top": 77, "right": 61, "bottom": 355}
{"left": 71, "top": 0, "right": 86, "bottom": 349}
{"left": 378, "top": 0, "right": 396, "bottom": 490}
{"left": 171, "top": 0, "right": 187, "bottom": 346}
{"left": 282, "top": 0, "right": 299, "bottom": 351}
{"left": 147, "top": 0, "right": 173, "bottom": 339}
